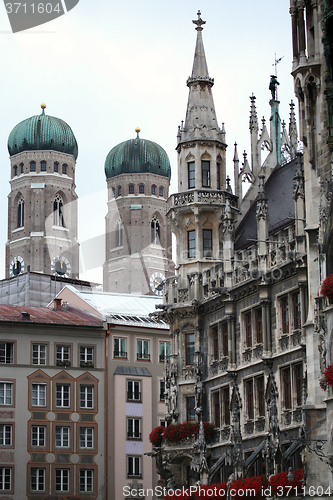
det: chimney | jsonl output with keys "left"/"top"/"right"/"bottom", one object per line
{"left": 54, "top": 298, "right": 62, "bottom": 311}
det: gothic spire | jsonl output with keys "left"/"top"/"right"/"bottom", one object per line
{"left": 190, "top": 11, "right": 210, "bottom": 81}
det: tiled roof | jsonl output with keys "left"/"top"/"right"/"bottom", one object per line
{"left": 0, "top": 304, "right": 103, "bottom": 327}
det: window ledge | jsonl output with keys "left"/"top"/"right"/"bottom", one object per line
{"left": 12, "top": 227, "right": 24, "bottom": 233}
{"left": 52, "top": 225, "right": 69, "bottom": 232}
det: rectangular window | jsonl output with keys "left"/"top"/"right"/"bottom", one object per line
{"left": 41, "top": 161, "right": 46, "bottom": 172}
{"left": 212, "top": 326, "right": 219, "bottom": 360}
{"left": 0, "top": 343, "right": 13, "bottom": 364}
{"left": 127, "top": 418, "right": 141, "bottom": 439}
{"left": 128, "top": 456, "right": 142, "bottom": 477}
{"left": 113, "top": 337, "right": 127, "bottom": 358}
{"left": 80, "top": 346, "right": 94, "bottom": 367}
{"left": 54, "top": 162, "right": 59, "bottom": 172}
{"left": 32, "top": 425, "right": 45, "bottom": 447}
{"left": 295, "top": 364, "right": 303, "bottom": 406}
{"left": 56, "top": 385, "right": 70, "bottom": 408}
{"left": 282, "top": 367, "right": 292, "bottom": 409}
{"left": 159, "top": 341, "right": 170, "bottom": 362}
{"left": 186, "top": 396, "right": 196, "bottom": 422}
{"left": 217, "top": 162, "right": 221, "bottom": 190}
{"left": 0, "top": 468, "right": 11, "bottom": 490}
{"left": 185, "top": 333, "right": 195, "bottom": 365}
{"left": 55, "top": 427, "right": 69, "bottom": 447}
{"left": 222, "top": 386, "right": 230, "bottom": 425}
{"left": 30, "top": 161, "right": 36, "bottom": 172}
{"left": 79, "top": 469, "right": 93, "bottom": 493}
{"left": 127, "top": 380, "right": 141, "bottom": 401}
{"left": 188, "top": 162, "right": 195, "bottom": 189}
{"left": 0, "top": 383, "right": 13, "bottom": 406}
{"left": 32, "top": 344, "right": 46, "bottom": 365}
{"left": 203, "top": 229, "right": 212, "bottom": 257}
{"left": 80, "top": 428, "right": 94, "bottom": 449}
{"left": 188, "top": 230, "right": 196, "bottom": 258}
{"left": 137, "top": 340, "right": 150, "bottom": 361}
{"left": 202, "top": 160, "right": 210, "bottom": 187}
{"left": 55, "top": 469, "right": 69, "bottom": 492}
{"left": 246, "top": 379, "right": 254, "bottom": 420}
{"left": 245, "top": 312, "right": 252, "bottom": 348}
{"left": 257, "top": 375, "right": 265, "bottom": 417}
{"left": 159, "top": 380, "right": 165, "bottom": 401}
{"left": 282, "top": 297, "right": 289, "bottom": 334}
{"left": 0, "top": 425, "right": 12, "bottom": 446}
{"left": 56, "top": 345, "right": 71, "bottom": 366}
{"left": 256, "top": 309, "right": 263, "bottom": 344}
{"left": 62, "top": 164, "right": 67, "bottom": 175}
{"left": 80, "top": 385, "right": 94, "bottom": 409}
{"left": 213, "top": 392, "right": 220, "bottom": 427}
{"left": 31, "top": 468, "right": 45, "bottom": 492}
{"left": 222, "top": 323, "right": 228, "bottom": 357}
{"left": 293, "top": 292, "right": 301, "bottom": 329}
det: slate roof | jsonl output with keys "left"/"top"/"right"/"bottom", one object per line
{"left": 0, "top": 304, "right": 103, "bottom": 327}
{"left": 114, "top": 366, "right": 152, "bottom": 377}
{"left": 235, "top": 159, "right": 297, "bottom": 250}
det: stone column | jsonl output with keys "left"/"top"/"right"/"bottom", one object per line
{"left": 297, "top": 1, "right": 307, "bottom": 63}
{"left": 290, "top": 6, "right": 299, "bottom": 64}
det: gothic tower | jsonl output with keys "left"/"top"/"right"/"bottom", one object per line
{"left": 168, "top": 11, "right": 237, "bottom": 284}
{"left": 103, "top": 128, "right": 174, "bottom": 295}
{"left": 6, "top": 104, "right": 79, "bottom": 279}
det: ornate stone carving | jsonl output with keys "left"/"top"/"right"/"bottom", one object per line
{"left": 244, "top": 421, "right": 254, "bottom": 435}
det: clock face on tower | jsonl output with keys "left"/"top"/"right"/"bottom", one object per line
{"left": 150, "top": 271, "right": 166, "bottom": 296}
{"left": 51, "top": 256, "right": 71, "bottom": 278}
{"left": 9, "top": 256, "right": 24, "bottom": 277}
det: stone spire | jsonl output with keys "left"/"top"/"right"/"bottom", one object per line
{"left": 289, "top": 100, "right": 298, "bottom": 155}
{"left": 181, "top": 11, "right": 222, "bottom": 143}
{"left": 249, "top": 94, "right": 260, "bottom": 177}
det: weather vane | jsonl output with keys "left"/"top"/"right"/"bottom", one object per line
{"left": 273, "top": 53, "right": 284, "bottom": 77}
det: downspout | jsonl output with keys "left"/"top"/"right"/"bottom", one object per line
{"left": 105, "top": 326, "right": 110, "bottom": 500}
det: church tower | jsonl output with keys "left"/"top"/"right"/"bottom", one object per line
{"left": 6, "top": 104, "right": 79, "bottom": 279}
{"left": 103, "top": 128, "right": 174, "bottom": 295}
{"left": 168, "top": 11, "right": 237, "bottom": 284}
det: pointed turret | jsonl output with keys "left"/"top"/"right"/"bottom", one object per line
{"left": 249, "top": 94, "right": 260, "bottom": 177}
{"left": 289, "top": 100, "right": 298, "bottom": 156}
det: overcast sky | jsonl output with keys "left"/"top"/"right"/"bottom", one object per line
{"left": 0, "top": 0, "right": 295, "bottom": 283}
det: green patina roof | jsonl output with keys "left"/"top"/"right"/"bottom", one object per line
{"left": 104, "top": 130, "right": 171, "bottom": 180}
{"left": 8, "top": 106, "right": 78, "bottom": 160}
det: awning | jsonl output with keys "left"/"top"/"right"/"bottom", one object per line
{"left": 244, "top": 441, "right": 265, "bottom": 470}
{"left": 208, "top": 453, "right": 226, "bottom": 480}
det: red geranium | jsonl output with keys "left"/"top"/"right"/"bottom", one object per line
{"left": 324, "top": 365, "right": 333, "bottom": 387}
{"left": 149, "top": 425, "right": 164, "bottom": 447}
{"left": 321, "top": 274, "right": 333, "bottom": 299}
{"left": 230, "top": 474, "right": 267, "bottom": 500}
{"left": 268, "top": 468, "right": 303, "bottom": 496}
{"left": 160, "top": 422, "right": 216, "bottom": 444}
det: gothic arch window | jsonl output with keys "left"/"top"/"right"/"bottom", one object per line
{"left": 41, "top": 161, "right": 46, "bottom": 172}
{"left": 139, "top": 184, "right": 144, "bottom": 194}
{"left": 115, "top": 219, "right": 123, "bottom": 247}
{"left": 118, "top": 186, "right": 122, "bottom": 197}
{"left": 20, "top": 163, "right": 24, "bottom": 174}
{"left": 30, "top": 161, "right": 36, "bottom": 172}
{"left": 62, "top": 164, "right": 67, "bottom": 175}
{"left": 13, "top": 165, "right": 18, "bottom": 176}
{"left": 54, "top": 162, "right": 59, "bottom": 173}
{"left": 129, "top": 184, "right": 134, "bottom": 194}
{"left": 151, "top": 216, "right": 160, "bottom": 245}
{"left": 159, "top": 186, "right": 164, "bottom": 197}
{"left": 53, "top": 194, "right": 64, "bottom": 227}
{"left": 17, "top": 196, "right": 24, "bottom": 228}
{"left": 151, "top": 185, "right": 156, "bottom": 196}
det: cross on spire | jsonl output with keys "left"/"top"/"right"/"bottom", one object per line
{"left": 193, "top": 10, "right": 206, "bottom": 31}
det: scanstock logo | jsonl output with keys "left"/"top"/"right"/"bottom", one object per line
{"left": 4, "top": 0, "right": 79, "bottom": 33}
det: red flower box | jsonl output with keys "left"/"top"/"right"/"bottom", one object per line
{"left": 321, "top": 274, "right": 333, "bottom": 299}
{"left": 268, "top": 468, "right": 303, "bottom": 496}
{"left": 149, "top": 422, "right": 216, "bottom": 447}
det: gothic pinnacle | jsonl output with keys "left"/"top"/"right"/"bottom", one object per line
{"left": 192, "top": 10, "right": 206, "bottom": 31}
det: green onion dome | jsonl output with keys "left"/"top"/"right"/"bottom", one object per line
{"left": 105, "top": 128, "right": 171, "bottom": 179}
{"left": 8, "top": 104, "right": 78, "bottom": 160}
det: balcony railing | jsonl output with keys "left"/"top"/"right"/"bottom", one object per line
{"left": 113, "top": 350, "right": 127, "bottom": 358}
{"left": 137, "top": 353, "right": 150, "bottom": 361}
{"left": 127, "top": 392, "right": 141, "bottom": 401}
{"left": 127, "top": 432, "right": 141, "bottom": 439}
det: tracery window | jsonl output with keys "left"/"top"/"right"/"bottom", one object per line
{"left": 151, "top": 216, "right": 160, "bottom": 244}
{"left": 53, "top": 195, "right": 64, "bottom": 227}
{"left": 17, "top": 196, "right": 24, "bottom": 228}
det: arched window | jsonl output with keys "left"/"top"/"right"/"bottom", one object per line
{"left": 20, "top": 163, "right": 24, "bottom": 174}
{"left": 115, "top": 219, "right": 123, "bottom": 247}
{"left": 30, "top": 161, "right": 36, "bottom": 172}
{"left": 54, "top": 162, "right": 59, "bottom": 173}
{"left": 118, "top": 186, "right": 122, "bottom": 197}
{"left": 151, "top": 185, "right": 156, "bottom": 195}
{"left": 62, "top": 164, "right": 67, "bottom": 175}
{"left": 139, "top": 184, "right": 144, "bottom": 194}
{"left": 13, "top": 165, "right": 18, "bottom": 176}
{"left": 159, "top": 186, "right": 164, "bottom": 197}
{"left": 41, "top": 161, "right": 46, "bottom": 172}
{"left": 17, "top": 196, "right": 24, "bottom": 228}
{"left": 53, "top": 195, "right": 64, "bottom": 227}
{"left": 151, "top": 216, "right": 160, "bottom": 245}
{"left": 129, "top": 185, "right": 134, "bottom": 194}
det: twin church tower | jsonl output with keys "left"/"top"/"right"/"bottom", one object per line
{"left": 5, "top": 106, "right": 173, "bottom": 295}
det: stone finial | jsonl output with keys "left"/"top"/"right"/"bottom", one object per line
{"left": 249, "top": 93, "right": 258, "bottom": 132}
{"left": 193, "top": 10, "right": 206, "bottom": 31}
